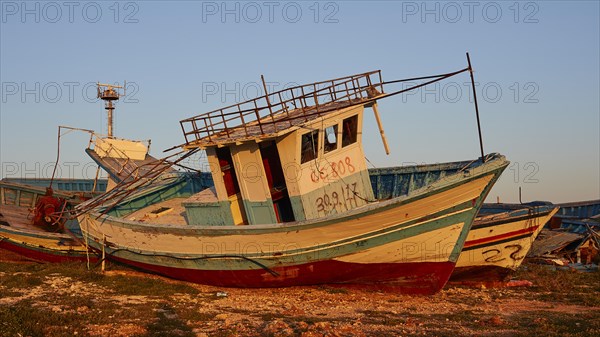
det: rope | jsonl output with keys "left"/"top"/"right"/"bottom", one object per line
{"left": 90, "top": 244, "right": 280, "bottom": 277}
{"left": 365, "top": 156, "right": 377, "bottom": 169}
{"left": 49, "top": 127, "right": 62, "bottom": 188}
{"left": 71, "top": 147, "right": 201, "bottom": 219}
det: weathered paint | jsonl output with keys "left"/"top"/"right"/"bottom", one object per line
{"left": 298, "top": 170, "right": 372, "bottom": 219}
{"left": 103, "top": 173, "right": 208, "bottom": 218}
{"left": 0, "top": 215, "right": 91, "bottom": 263}
{"left": 334, "top": 222, "right": 466, "bottom": 264}
{"left": 104, "top": 254, "right": 454, "bottom": 294}
{"left": 194, "top": 105, "right": 372, "bottom": 225}
{"left": 239, "top": 199, "right": 277, "bottom": 225}
{"left": 82, "top": 173, "right": 497, "bottom": 256}
{"left": 184, "top": 199, "right": 235, "bottom": 226}
{"left": 0, "top": 161, "right": 207, "bottom": 264}
{"left": 288, "top": 195, "right": 306, "bottom": 222}
{"left": 230, "top": 142, "right": 277, "bottom": 225}
{"left": 228, "top": 193, "right": 247, "bottom": 225}
{"left": 0, "top": 181, "right": 97, "bottom": 262}
{"left": 79, "top": 154, "right": 508, "bottom": 291}
{"left": 280, "top": 105, "right": 374, "bottom": 220}
{"left": 94, "top": 137, "right": 148, "bottom": 160}
{"left": 0, "top": 239, "right": 96, "bottom": 263}
{"left": 205, "top": 147, "right": 230, "bottom": 203}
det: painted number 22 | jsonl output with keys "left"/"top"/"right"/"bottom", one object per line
{"left": 483, "top": 244, "right": 524, "bottom": 263}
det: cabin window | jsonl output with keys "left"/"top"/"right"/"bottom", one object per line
{"left": 301, "top": 130, "right": 319, "bottom": 164}
{"left": 324, "top": 125, "right": 338, "bottom": 153}
{"left": 342, "top": 115, "right": 358, "bottom": 147}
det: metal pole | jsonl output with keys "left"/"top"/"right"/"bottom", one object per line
{"left": 466, "top": 52, "right": 485, "bottom": 162}
{"left": 92, "top": 166, "right": 100, "bottom": 193}
{"left": 519, "top": 186, "right": 523, "bottom": 204}
{"left": 101, "top": 234, "right": 106, "bottom": 272}
{"left": 371, "top": 103, "right": 391, "bottom": 155}
{"left": 261, "top": 75, "right": 274, "bottom": 116}
{"left": 49, "top": 126, "right": 62, "bottom": 188}
{"left": 107, "top": 101, "right": 114, "bottom": 138}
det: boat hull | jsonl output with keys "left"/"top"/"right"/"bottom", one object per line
{"left": 109, "top": 255, "right": 455, "bottom": 295}
{"left": 0, "top": 237, "right": 93, "bottom": 263}
{"left": 0, "top": 221, "right": 96, "bottom": 263}
{"left": 80, "top": 156, "right": 508, "bottom": 293}
{"left": 451, "top": 204, "right": 558, "bottom": 283}
{"left": 0, "top": 180, "right": 97, "bottom": 263}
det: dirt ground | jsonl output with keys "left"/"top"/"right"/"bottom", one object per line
{"left": 0, "top": 257, "right": 599, "bottom": 337}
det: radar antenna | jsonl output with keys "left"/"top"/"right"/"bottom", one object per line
{"left": 97, "top": 82, "right": 126, "bottom": 138}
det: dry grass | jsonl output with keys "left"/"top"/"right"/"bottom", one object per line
{"left": 1, "top": 260, "right": 599, "bottom": 337}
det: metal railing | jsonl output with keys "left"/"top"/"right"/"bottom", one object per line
{"left": 180, "top": 71, "right": 384, "bottom": 145}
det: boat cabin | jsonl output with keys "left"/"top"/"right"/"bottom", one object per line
{"left": 86, "top": 135, "right": 178, "bottom": 189}
{"left": 180, "top": 71, "right": 385, "bottom": 226}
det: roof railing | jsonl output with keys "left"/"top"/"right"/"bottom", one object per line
{"left": 180, "top": 70, "right": 383, "bottom": 145}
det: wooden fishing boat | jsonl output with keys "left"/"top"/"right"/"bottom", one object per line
{"left": 0, "top": 179, "right": 103, "bottom": 262}
{"left": 0, "top": 133, "right": 184, "bottom": 263}
{"left": 77, "top": 65, "right": 510, "bottom": 294}
{"left": 450, "top": 202, "right": 559, "bottom": 282}
{"left": 368, "top": 173, "right": 558, "bottom": 283}
{"left": 0, "top": 83, "right": 177, "bottom": 263}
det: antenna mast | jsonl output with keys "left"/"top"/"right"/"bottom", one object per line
{"left": 97, "top": 82, "right": 126, "bottom": 138}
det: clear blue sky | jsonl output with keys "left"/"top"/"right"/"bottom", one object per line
{"left": 1, "top": 1, "right": 599, "bottom": 203}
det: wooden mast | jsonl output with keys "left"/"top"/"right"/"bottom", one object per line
{"left": 371, "top": 102, "right": 390, "bottom": 155}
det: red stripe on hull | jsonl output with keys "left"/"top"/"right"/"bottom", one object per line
{"left": 464, "top": 225, "right": 539, "bottom": 248}
{"left": 0, "top": 240, "right": 97, "bottom": 263}
{"left": 109, "top": 255, "right": 455, "bottom": 295}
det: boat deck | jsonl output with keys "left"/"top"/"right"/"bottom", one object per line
{"left": 0, "top": 204, "right": 34, "bottom": 230}
{"left": 0, "top": 203, "right": 79, "bottom": 243}
{"left": 124, "top": 197, "right": 189, "bottom": 225}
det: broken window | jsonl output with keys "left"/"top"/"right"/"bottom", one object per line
{"left": 342, "top": 115, "right": 358, "bottom": 147}
{"left": 324, "top": 124, "right": 338, "bottom": 154}
{"left": 301, "top": 130, "right": 319, "bottom": 164}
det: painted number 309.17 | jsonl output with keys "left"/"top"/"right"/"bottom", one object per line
{"left": 315, "top": 183, "right": 359, "bottom": 214}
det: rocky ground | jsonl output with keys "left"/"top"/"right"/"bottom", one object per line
{"left": 0, "top": 256, "right": 599, "bottom": 337}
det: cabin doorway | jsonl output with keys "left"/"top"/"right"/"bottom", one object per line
{"left": 216, "top": 147, "right": 239, "bottom": 197}
{"left": 260, "top": 142, "right": 295, "bottom": 222}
